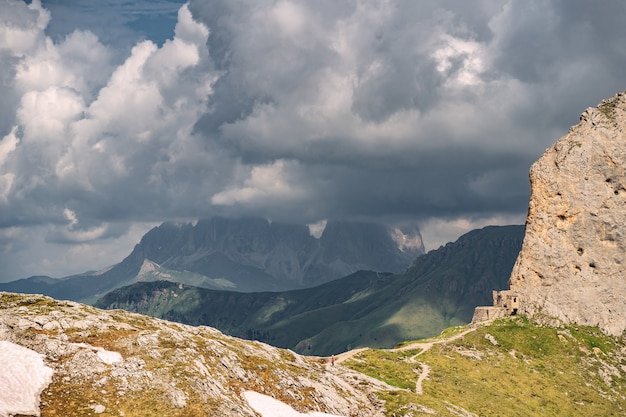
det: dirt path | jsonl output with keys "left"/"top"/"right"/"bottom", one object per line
{"left": 334, "top": 347, "right": 368, "bottom": 364}
{"left": 325, "top": 322, "right": 487, "bottom": 395}
{"left": 332, "top": 324, "right": 479, "bottom": 365}
{"left": 392, "top": 325, "right": 477, "bottom": 355}
{"left": 413, "top": 363, "right": 430, "bottom": 395}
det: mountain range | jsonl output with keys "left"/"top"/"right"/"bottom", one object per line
{"left": 96, "top": 225, "right": 525, "bottom": 356}
{"left": 0, "top": 217, "right": 424, "bottom": 302}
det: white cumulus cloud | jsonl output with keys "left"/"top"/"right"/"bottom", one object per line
{"left": 2, "top": 0, "right": 626, "bottom": 279}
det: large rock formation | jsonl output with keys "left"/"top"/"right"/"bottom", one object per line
{"left": 509, "top": 91, "right": 626, "bottom": 336}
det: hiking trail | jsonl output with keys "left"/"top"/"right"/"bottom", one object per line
{"left": 325, "top": 321, "right": 488, "bottom": 395}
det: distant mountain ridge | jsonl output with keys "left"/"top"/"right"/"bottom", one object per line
{"left": 96, "top": 225, "right": 524, "bottom": 355}
{"left": 0, "top": 217, "right": 424, "bottom": 302}
{"left": 128, "top": 217, "right": 423, "bottom": 290}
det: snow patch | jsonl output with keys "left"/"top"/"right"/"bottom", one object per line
{"left": 243, "top": 391, "right": 344, "bottom": 417}
{"left": 73, "top": 343, "right": 123, "bottom": 364}
{"left": 0, "top": 341, "right": 54, "bottom": 417}
{"left": 390, "top": 227, "right": 423, "bottom": 252}
{"left": 307, "top": 220, "right": 327, "bottom": 239}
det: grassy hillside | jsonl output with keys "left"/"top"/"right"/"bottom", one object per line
{"left": 344, "top": 316, "right": 626, "bottom": 416}
{"left": 96, "top": 225, "right": 524, "bottom": 356}
{"left": 3, "top": 291, "right": 624, "bottom": 416}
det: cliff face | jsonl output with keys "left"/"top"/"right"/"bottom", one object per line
{"left": 128, "top": 217, "right": 423, "bottom": 291}
{"left": 509, "top": 91, "right": 626, "bottom": 335}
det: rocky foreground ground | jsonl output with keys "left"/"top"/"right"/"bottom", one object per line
{"left": 0, "top": 292, "right": 386, "bottom": 417}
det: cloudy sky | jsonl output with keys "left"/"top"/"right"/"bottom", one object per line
{"left": 1, "top": 0, "right": 625, "bottom": 281}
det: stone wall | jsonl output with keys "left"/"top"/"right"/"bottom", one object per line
{"left": 471, "top": 306, "right": 508, "bottom": 322}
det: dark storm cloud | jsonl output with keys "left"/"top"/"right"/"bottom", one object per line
{"left": 2, "top": 0, "right": 626, "bottom": 279}
{"left": 185, "top": 0, "right": 626, "bottom": 240}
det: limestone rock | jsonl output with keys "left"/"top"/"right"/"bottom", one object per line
{"left": 509, "top": 91, "right": 626, "bottom": 336}
{"left": 0, "top": 292, "right": 384, "bottom": 416}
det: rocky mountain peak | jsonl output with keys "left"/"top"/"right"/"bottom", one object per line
{"left": 125, "top": 217, "right": 423, "bottom": 291}
{"left": 508, "top": 91, "right": 626, "bottom": 335}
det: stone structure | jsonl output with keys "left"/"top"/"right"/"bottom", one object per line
{"left": 471, "top": 306, "right": 507, "bottom": 322}
{"left": 493, "top": 290, "right": 519, "bottom": 315}
{"left": 507, "top": 91, "right": 626, "bottom": 336}
{"left": 472, "top": 290, "right": 518, "bottom": 322}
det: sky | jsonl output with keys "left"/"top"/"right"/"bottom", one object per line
{"left": 1, "top": 0, "right": 625, "bottom": 281}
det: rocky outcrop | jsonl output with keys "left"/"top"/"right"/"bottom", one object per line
{"left": 0, "top": 292, "right": 384, "bottom": 417}
{"left": 509, "top": 91, "right": 626, "bottom": 336}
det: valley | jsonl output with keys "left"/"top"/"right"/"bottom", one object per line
{"left": 95, "top": 225, "right": 524, "bottom": 355}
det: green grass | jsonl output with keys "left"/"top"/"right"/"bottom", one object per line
{"left": 344, "top": 316, "right": 626, "bottom": 416}
{"left": 344, "top": 348, "right": 423, "bottom": 390}
{"left": 599, "top": 97, "right": 618, "bottom": 120}
{"left": 395, "top": 324, "right": 468, "bottom": 348}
